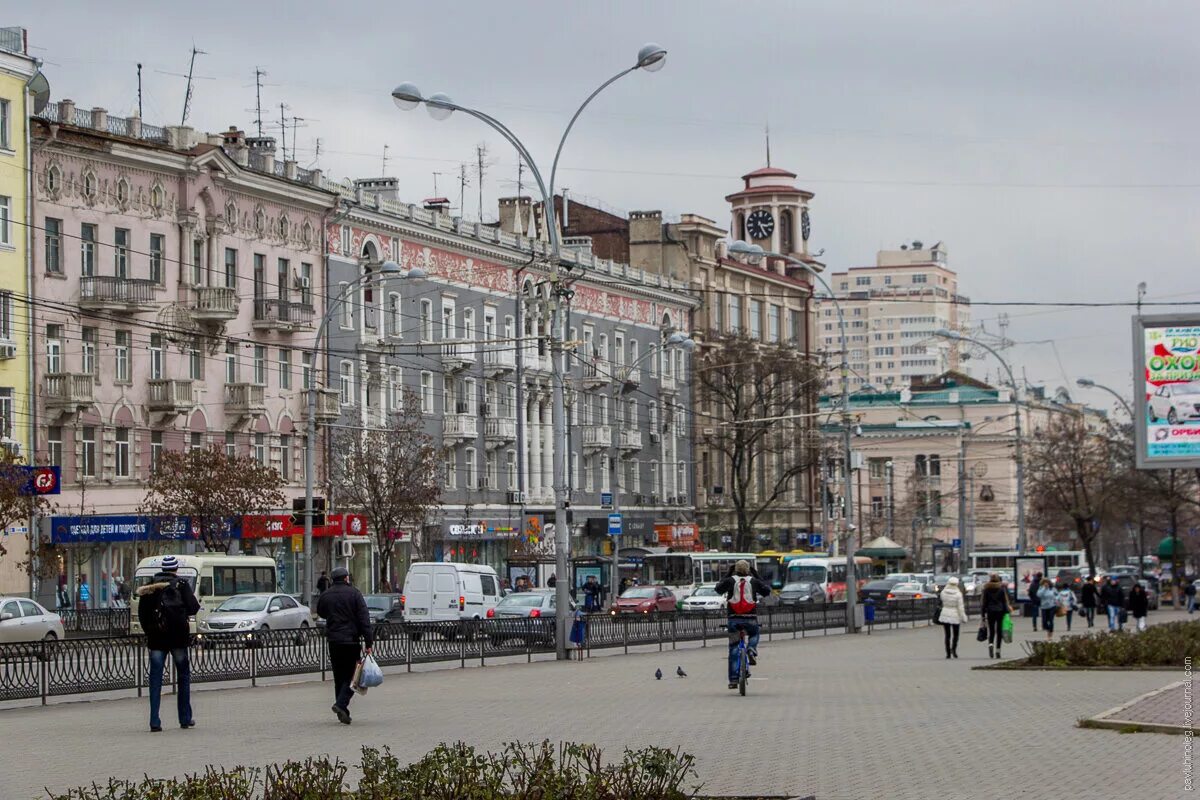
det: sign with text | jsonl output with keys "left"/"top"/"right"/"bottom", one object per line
{"left": 241, "top": 513, "right": 365, "bottom": 539}
{"left": 608, "top": 513, "right": 623, "bottom": 536}
{"left": 48, "top": 514, "right": 240, "bottom": 544}
{"left": 1134, "top": 314, "right": 1200, "bottom": 468}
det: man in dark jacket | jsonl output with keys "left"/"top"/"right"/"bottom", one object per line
{"left": 1099, "top": 576, "right": 1125, "bottom": 631}
{"left": 316, "top": 567, "right": 373, "bottom": 724}
{"left": 135, "top": 554, "right": 200, "bottom": 732}
{"left": 1079, "top": 577, "right": 1099, "bottom": 627}
{"left": 1027, "top": 572, "right": 1041, "bottom": 631}
{"left": 714, "top": 561, "right": 772, "bottom": 689}
{"left": 1185, "top": 577, "right": 1197, "bottom": 615}
{"left": 316, "top": 570, "right": 330, "bottom": 594}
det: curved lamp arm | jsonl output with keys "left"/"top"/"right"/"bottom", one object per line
{"left": 549, "top": 65, "right": 637, "bottom": 204}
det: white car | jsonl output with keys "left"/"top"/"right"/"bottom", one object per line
{"left": 198, "top": 593, "right": 311, "bottom": 632}
{"left": 0, "top": 597, "right": 65, "bottom": 642}
{"left": 680, "top": 585, "right": 726, "bottom": 612}
{"left": 1149, "top": 381, "right": 1200, "bottom": 424}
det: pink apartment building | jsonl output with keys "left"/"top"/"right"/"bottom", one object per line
{"left": 30, "top": 101, "right": 338, "bottom": 598}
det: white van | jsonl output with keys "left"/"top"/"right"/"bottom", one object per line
{"left": 130, "top": 553, "right": 278, "bottom": 634}
{"left": 401, "top": 562, "right": 502, "bottom": 622}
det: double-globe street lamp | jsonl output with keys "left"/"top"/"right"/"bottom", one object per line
{"left": 726, "top": 240, "right": 860, "bottom": 632}
{"left": 933, "top": 329, "right": 1028, "bottom": 556}
{"left": 391, "top": 44, "right": 668, "bottom": 659}
{"left": 1076, "top": 377, "right": 1134, "bottom": 417}
{"left": 599, "top": 332, "right": 695, "bottom": 607}
{"left": 303, "top": 260, "right": 427, "bottom": 604}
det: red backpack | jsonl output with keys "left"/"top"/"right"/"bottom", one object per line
{"left": 728, "top": 576, "right": 757, "bottom": 615}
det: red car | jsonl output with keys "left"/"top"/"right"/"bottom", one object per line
{"left": 611, "top": 585, "right": 677, "bottom": 615}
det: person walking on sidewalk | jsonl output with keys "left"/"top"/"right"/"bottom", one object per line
{"left": 1100, "top": 576, "right": 1125, "bottom": 631}
{"left": 1185, "top": 578, "right": 1196, "bottom": 615}
{"left": 981, "top": 573, "right": 1013, "bottom": 659}
{"left": 1126, "top": 582, "right": 1150, "bottom": 632}
{"left": 1080, "top": 577, "right": 1099, "bottom": 628}
{"left": 1056, "top": 583, "right": 1077, "bottom": 632}
{"left": 135, "top": 555, "right": 200, "bottom": 732}
{"left": 316, "top": 567, "right": 373, "bottom": 725}
{"left": 1036, "top": 578, "right": 1058, "bottom": 641}
{"left": 937, "top": 576, "right": 969, "bottom": 658}
{"left": 1027, "top": 572, "right": 1041, "bottom": 631}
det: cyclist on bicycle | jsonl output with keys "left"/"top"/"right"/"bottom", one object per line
{"left": 714, "top": 560, "right": 772, "bottom": 689}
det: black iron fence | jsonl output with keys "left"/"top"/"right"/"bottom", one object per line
{"left": 1, "top": 598, "right": 962, "bottom": 705}
{"left": 55, "top": 608, "right": 131, "bottom": 638}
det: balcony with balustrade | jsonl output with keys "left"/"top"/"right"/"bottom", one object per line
{"left": 659, "top": 372, "right": 678, "bottom": 394}
{"left": 443, "top": 414, "right": 479, "bottom": 441}
{"left": 484, "top": 417, "right": 517, "bottom": 446}
{"left": 482, "top": 345, "right": 516, "bottom": 375}
{"left": 79, "top": 276, "right": 158, "bottom": 314}
{"left": 581, "top": 360, "right": 611, "bottom": 388}
{"left": 441, "top": 339, "right": 478, "bottom": 372}
{"left": 619, "top": 429, "right": 643, "bottom": 451}
{"left": 146, "top": 379, "right": 193, "bottom": 414}
{"left": 581, "top": 425, "right": 612, "bottom": 451}
{"left": 303, "top": 389, "right": 341, "bottom": 422}
{"left": 253, "top": 299, "right": 315, "bottom": 332}
{"left": 224, "top": 382, "right": 265, "bottom": 418}
{"left": 524, "top": 347, "right": 552, "bottom": 375}
{"left": 191, "top": 286, "right": 239, "bottom": 322}
{"left": 43, "top": 373, "right": 94, "bottom": 413}
{"left": 617, "top": 365, "right": 642, "bottom": 389}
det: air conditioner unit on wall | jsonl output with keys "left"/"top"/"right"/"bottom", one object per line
{"left": 507, "top": 490, "right": 527, "bottom": 505}
{"left": 0, "top": 343, "right": 15, "bottom": 360}
{"left": 338, "top": 540, "right": 354, "bottom": 558}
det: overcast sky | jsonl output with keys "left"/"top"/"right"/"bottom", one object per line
{"left": 20, "top": 1, "right": 1200, "bottom": 412}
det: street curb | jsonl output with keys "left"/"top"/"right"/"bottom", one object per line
{"left": 1079, "top": 680, "right": 1194, "bottom": 736}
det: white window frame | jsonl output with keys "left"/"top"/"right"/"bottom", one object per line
{"left": 114, "top": 428, "right": 130, "bottom": 478}
{"left": 0, "top": 196, "right": 10, "bottom": 246}
{"left": 339, "top": 360, "right": 354, "bottom": 405}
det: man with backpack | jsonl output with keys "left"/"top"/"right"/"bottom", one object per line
{"left": 714, "top": 560, "right": 772, "bottom": 690}
{"left": 135, "top": 555, "right": 200, "bottom": 732}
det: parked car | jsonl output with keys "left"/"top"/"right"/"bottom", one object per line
{"left": 365, "top": 594, "right": 403, "bottom": 624}
{"left": 887, "top": 573, "right": 934, "bottom": 590}
{"left": 860, "top": 579, "right": 903, "bottom": 605}
{"left": 199, "top": 593, "right": 311, "bottom": 632}
{"left": 1055, "top": 569, "right": 1084, "bottom": 590}
{"left": 778, "top": 581, "right": 826, "bottom": 606}
{"left": 0, "top": 597, "right": 64, "bottom": 643}
{"left": 680, "top": 584, "right": 726, "bottom": 612}
{"left": 485, "top": 589, "right": 564, "bottom": 645}
{"left": 611, "top": 585, "right": 677, "bottom": 615}
{"left": 401, "top": 562, "right": 503, "bottom": 623}
{"left": 1148, "top": 380, "right": 1200, "bottom": 424}
{"left": 887, "top": 582, "right": 933, "bottom": 601}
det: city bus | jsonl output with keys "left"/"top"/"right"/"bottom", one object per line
{"left": 640, "top": 552, "right": 757, "bottom": 600}
{"left": 129, "top": 553, "right": 278, "bottom": 634}
{"left": 784, "top": 556, "right": 874, "bottom": 601}
{"left": 756, "top": 550, "right": 819, "bottom": 591}
{"left": 968, "top": 550, "right": 1086, "bottom": 573}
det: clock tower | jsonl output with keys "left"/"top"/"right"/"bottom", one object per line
{"left": 725, "top": 166, "right": 813, "bottom": 259}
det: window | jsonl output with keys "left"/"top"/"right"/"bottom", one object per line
{"left": 506, "top": 450, "right": 517, "bottom": 490}
{"left": 0, "top": 388, "right": 10, "bottom": 439}
{"left": 225, "top": 341, "right": 238, "bottom": 383}
{"left": 277, "top": 258, "right": 289, "bottom": 301}
{"left": 0, "top": 196, "right": 9, "bottom": 246}
{"left": 388, "top": 292, "right": 401, "bottom": 336}
{"left": 389, "top": 367, "right": 402, "bottom": 410}
{"left": 146, "top": 233, "right": 164, "bottom": 283}
{"left": 224, "top": 248, "right": 237, "bottom": 289}
{"left": 253, "top": 254, "right": 265, "bottom": 304}
{"left": 150, "top": 430, "right": 162, "bottom": 473}
{"left": 253, "top": 433, "right": 266, "bottom": 466}
{"left": 339, "top": 282, "right": 352, "bottom": 327}
{"left": 768, "top": 305, "right": 780, "bottom": 342}
{"left": 114, "top": 228, "right": 129, "bottom": 277}
{"left": 444, "top": 450, "right": 456, "bottom": 489}
{"left": 45, "top": 218, "right": 62, "bottom": 273}
{"left": 420, "top": 371, "right": 434, "bottom": 413}
{"left": 278, "top": 349, "right": 291, "bottom": 390}
{"left": 48, "top": 426, "right": 63, "bottom": 469}
{"left": 462, "top": 308, "right": 475, "bottom": 341}
{"left": 279, "top": 435, "right": 292, "bottom": 481}
{"left": 192, "top": 239, "right": 203, "bottom": 285}
{"left": 570, "top": 451, "right": 579, "bottom": 489}
{"left": 80, "top": 427, "right": 97, "bottom": 478}
{"left": 190, "top": 432, "right": 203, "bottom": 451}
{"left": 441, "top": 300, "right": 456, "bottom": 339}
{"left": 466, "top": 447, "right": 478, "bottom": 489}
{"left": 729, "top": 295, "right": 742, "bottom": 332}
{"left": 301, "top": 352, "right": 312, "bottom": 390}
{"left": 339, "top": 361, "right": 354, "bottom": 405}
{"left": 114, "top": 428, "right": 130, "bottom": 478}
{"left": 225, "top": 432, "right": 236, "bottom": 458}
{"left": 150, "top": 334, "right": 164, "bottom": 380}
{"left": 189, "top": 338, "right": 203, "bottom": 380}
{"left": 0, "top": 293, "right": 11, "bottom": 340}
{"left": 340, "top": 224, "right": 351, "bottom": 256}
{"left": 114, "top": 330, "right": 130, "bottom": 382}
{"left": 913, "top": 273, "right": 928, "bottom": 284}
{"left": 300, "top": 263, "right": 313, "bottom": 306}
{"left": 420, "top": 299, "right": 433, "bottom": 341}
{"left": 485, "top": 450, "right": 498, "bottom": 490}
{"left": 0, "top": 99, "right": 8, "bottom": 149}
{"left": 789, "top": 309, "right": 801, "bottom": 344}
{"left": 81, "top": 328, "right": 97, "bottom": 375}
{"left": 749, "top": 301, "right": 762, "bottom": 339}
{"left": 213, "top": 567, "right": 275, "bottom": 596}
{"left": 80, "top": 224, "right": 96, "bottom": 277}
{"left": 856, "top": 275, "right": 871, "bottom": 286}
{"left": 253, "top": 345, "right": 267, "bottom": 385}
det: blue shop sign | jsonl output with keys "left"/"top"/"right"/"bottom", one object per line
{"left": 48, "top": 515, "right": 243, "bottom": 544}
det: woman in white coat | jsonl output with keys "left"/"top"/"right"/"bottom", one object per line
{"left": 937, "top": 576, "right": 970, "bottom": 659}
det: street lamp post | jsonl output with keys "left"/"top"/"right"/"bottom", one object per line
{"left": 727, "top": 241, "right": 859, "bottom": 632}
{"left": 604, "top": 332, "right": 694, "bottom": 608}
{"left": 391, "top": 44, "right": 667, "bottom": 660}
{"left": 303, "top": 260, "right": 425, "bottom": 605}
{"left": 934, "top": 329, "right": 1027, "bottom": 555}
{"left": 1075, "top": 377, "right": 1134, "bottom": 418}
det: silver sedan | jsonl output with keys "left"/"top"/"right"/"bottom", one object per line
{"left": 0, "top": 597, "right": 65, "bottom": 642}
{"left": 198, "top": 593, "right": 312, "bottom": 632}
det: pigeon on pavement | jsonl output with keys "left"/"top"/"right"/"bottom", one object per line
{"left": 676, "top": 666, "right": 687, "bottom": 677}
{"left": 655, "top": 668, "right": 663, "bottom": 680}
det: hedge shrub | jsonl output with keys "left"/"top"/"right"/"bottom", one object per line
{"left": 1022, "top": 619, "right": 1200, "bottom": 667}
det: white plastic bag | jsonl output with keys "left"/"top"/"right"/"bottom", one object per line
{"left": 357, "top": 654, "right": 384, "bottom": 688}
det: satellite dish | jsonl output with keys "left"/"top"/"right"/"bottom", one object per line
{"left": 29, "top": 71, "right": 50, "bottom": 115}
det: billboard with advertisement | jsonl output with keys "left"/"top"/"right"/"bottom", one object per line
{"left": 1133, "top": 314, "right": 1200, "bottom": 468}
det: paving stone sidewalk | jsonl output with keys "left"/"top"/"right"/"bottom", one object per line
{"left": 1086, "top": 680, "right": 1197, "bottom": 734}
{"left": 3, "top": 609, "right": 1190, "bottom": 800}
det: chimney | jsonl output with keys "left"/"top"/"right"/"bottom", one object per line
{"left": 58, "top": 99, "right": 75, "bottom": 124}
{"left": 423, "top": 197, "right": 451, "bottom": 213}
{"left": 127, "top": 115, "right": 142, "bottom": 138}
{"left": 222, "top": 126, "right": 249, "bottom": 166}
{"left": 498, "top": 196, "right": 525, "bottom": 234}
{"left": 354, "top": 177, "right": 400, "bottom": 203}
{"left": 165, "top": 126, "right": 196, "bottom": 150}
{"left": 246, "top": 136, "right": 277, "bottom": 173}
{"left": 629, "top": 210, "right": 664, "bottom": 276}
{"left": 90, "top": 107, "right": 108, "bottom": 132}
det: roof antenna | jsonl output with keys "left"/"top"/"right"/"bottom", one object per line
{"left": 382, "top": 143, "right": 389, "bottom": 176}
{"left": 180, "top": 46, "right": 206, "bottom": 126}
{"left": 765, "top": 119, "right": 771, "bottom": 167}
{"left": 136, "top": 63, "right": 143, "bottom": 119}
{"left": 254, "top": 67, "right": 266, "bottom": 137}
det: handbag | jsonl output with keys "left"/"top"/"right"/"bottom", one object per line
{"left": 976, "top": 625, "right": 988, "bottom": 642}
{"left": 1055, "top": 605, "right": 1067, "bottom": 618}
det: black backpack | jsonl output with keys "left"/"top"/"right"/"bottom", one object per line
{"left": 155, "top": 578, "right": 188, "bottom": 632}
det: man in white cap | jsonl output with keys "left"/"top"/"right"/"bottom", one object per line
{"left": 135, "top": 555, "right": 200, "bottom": 732}
{"left": 316, "top": 566, "right": 373, "bottom": 724}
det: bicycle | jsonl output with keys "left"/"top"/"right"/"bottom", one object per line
{"left": 731, "top": 624, "right": 750, "bottom": 696}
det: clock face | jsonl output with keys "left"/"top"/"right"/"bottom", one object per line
{"left": 746, "top": 209, "right": 775, "bottom": 240}
{"left": 801, "top": 208, "right": 811, "bottom": 241}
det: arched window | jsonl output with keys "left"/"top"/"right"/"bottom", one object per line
{"left": 736, "top": 212, "right": 746, "bottom": 242}
{"left": 780, "top": 209, "right": 794, "bottom": 253}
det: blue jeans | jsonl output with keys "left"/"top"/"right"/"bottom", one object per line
{"left": 1106, "top": 604, "right": 1122, "bottom": 631}
{"left": 1188, "top": 595, "right": 1196, "bottom": 614}
{"left": 727, "top": 619, "right": 760, "bottom": 683}
{"left": 148, "top": 647, "right": 192, "bottom": 729}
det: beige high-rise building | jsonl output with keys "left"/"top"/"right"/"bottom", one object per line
{"left": 820, "top": 241, "right": 970, "bottom": 391}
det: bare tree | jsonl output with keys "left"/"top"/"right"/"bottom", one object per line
{"left": 329, "top": 390, "right": 442, "bottom": 590}
{"left": 695, "top": 332, "right": 822, "bottom": 553}
{"left": 140, "top": 446, "right": 286, "bottom": 552}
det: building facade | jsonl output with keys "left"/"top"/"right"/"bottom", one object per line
{"left": 0, "top": 28, "right": 38, "bottom": 594}
{"left": 29, "top": 101, "right": 337, "bottom": 604}
{"left": 820, "top": 241, "right": 970, "bottom": 392}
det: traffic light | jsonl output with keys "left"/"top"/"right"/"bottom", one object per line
{"left": 290, "top": 496, "right": 326, "bottom": 527}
